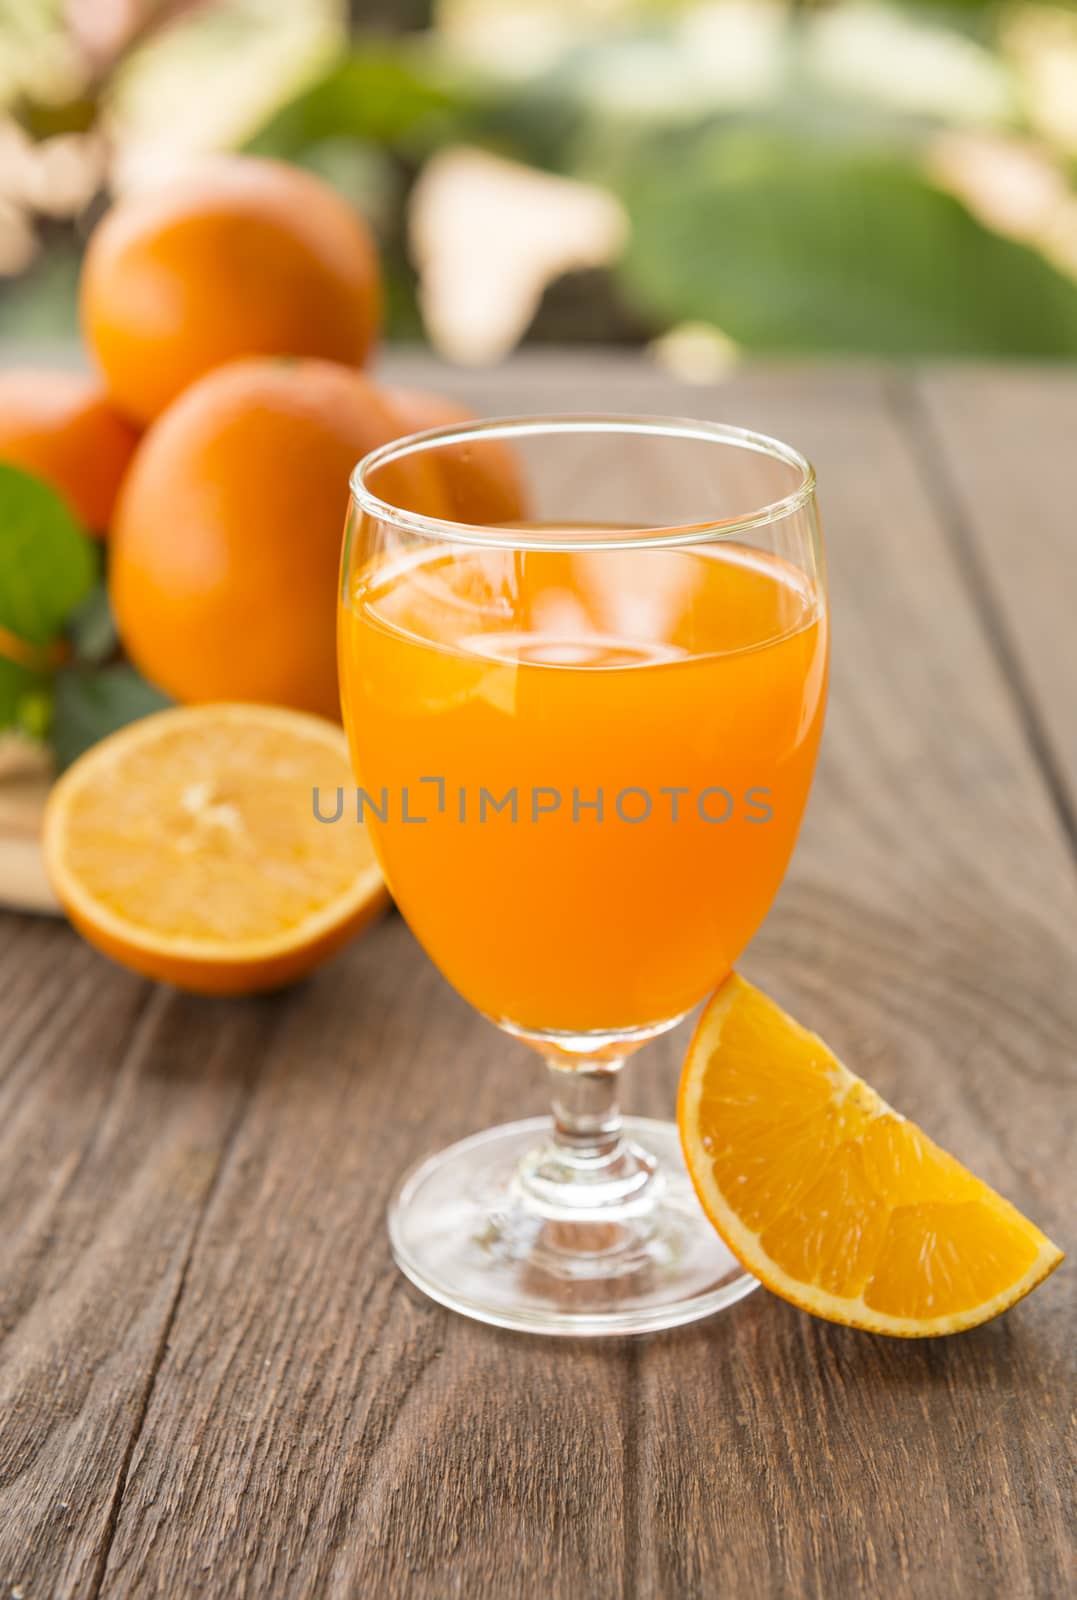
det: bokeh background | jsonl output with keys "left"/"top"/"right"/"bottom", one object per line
{"left": 3, "top": 0, "right": 1077, "bottom": 373}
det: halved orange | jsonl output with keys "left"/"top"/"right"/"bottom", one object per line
{"left": 44, "top": 703, "right": 388, "bottom": 995}
{"left": 679, "top": 973, "right": 1063, "bottom": 1336}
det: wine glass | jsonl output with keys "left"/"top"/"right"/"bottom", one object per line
{"left": 338, "top": 415, "right": 827, "bottom": 1335}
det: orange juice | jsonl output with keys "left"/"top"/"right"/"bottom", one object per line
{"left": 339, "top": 539, "right": 827, "bottom": 1036}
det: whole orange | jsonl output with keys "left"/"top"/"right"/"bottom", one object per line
{"left": 110, "top": 359, "right": 440, "bottom": 720}
{"left": 0, "top": 368, "right": 139, "bottom": 535}
{"left": 382, "top": 385, "right": 529, "bottom": 526}
{"left": 81, "top": 158, "right": 381, "bottom": 424}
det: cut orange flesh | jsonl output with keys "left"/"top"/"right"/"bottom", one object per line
{"left": 679, "top": 974, "right": 1063, "bottom": 1336}
{"left": 44, "top": 703, "right": 388, "bottom": 994}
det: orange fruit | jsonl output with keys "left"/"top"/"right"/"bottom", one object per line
{"left": 381, "top": 385, "right": 529, "bottom": 525}
{"left": 110, "top": 358, "right": 442, "bottom": 720}
{"left": 81, "top": 157, "right": 381, "bottom": 423}
{"left": 43, "top": 703, "right": 388, "bottom": 995}
{"left": 0, "top": 368, "right": 139, "bottom": 535}
{"left": 679, "top": 973, "right": 1063, "bottom": 1336}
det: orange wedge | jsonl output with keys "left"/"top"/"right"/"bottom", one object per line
{"left": 44, "top": 703, "right": 388, "bottom": 995}
{"left": 679, "top": 974, "right": 1063, "bottom": 1336}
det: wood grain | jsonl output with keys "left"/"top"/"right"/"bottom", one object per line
{"left": 912, "top": 368, "right": 1077, "bottom": 830}
{"left": 624, "top": 371, "right": 1077, "bottom": 1600}
{"left": 0, "top": 358, "right": 1073, "bottom": 1600}
{"left": 0, "top": 920, "right": 279, "bottom": 1596}
{"left": 100, "top": 917, "right": 635, "bottom": 1599}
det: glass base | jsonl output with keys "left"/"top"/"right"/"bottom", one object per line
{"left": 388, "top": 1116, "right": 758, "bottom": 1337}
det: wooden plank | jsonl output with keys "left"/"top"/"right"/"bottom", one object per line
{"left": 99, "top": 914, "right": 632, "bottom": 1599}
{"left": 0, "top": 920, "right": 271, "bottom": 1598}
{"left": 1, "top": 357, "right": 1073, "bottom": 1597}
{"left": 911, "top": 368, "right": 1077, "bottom": 826}
{"left": 92, "top": 361, "right": 1075, "bottom": 1598}
{"left": 627, "top": 370, "right": 1077, "bottom": 1600}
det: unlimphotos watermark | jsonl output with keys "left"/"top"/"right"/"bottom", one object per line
{"left": 312, "top": 779, "right": 774, "bottom": 826}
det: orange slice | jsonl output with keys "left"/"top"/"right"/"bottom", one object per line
{"left": 44, "top": 703, "right": 388, "bottom": 995}
{"left": 679, "top": 973, "right": 1063, "bottom": 1336}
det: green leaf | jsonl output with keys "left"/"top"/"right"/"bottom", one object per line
{"left": 0, "top": 464, "right": 98, "bottom": 650}
{"left": 16, "top": 685, "right": 53, "bottom": 742}
{"left": 246, "top": 47, "right": 467, "bottom": 158}
{"left": 0, "top": 655, "right": 39, "bottom": 729}
{"left": 66, "top": 582, "right": 119, "bottom": 665}
{"left": 51, "top": 666, "right": 172, "bottom": 770}
{"left": 616, "top": 131, "right": 1077, "bottom": 357}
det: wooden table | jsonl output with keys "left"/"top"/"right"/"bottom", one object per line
{"left": 1, "top": 356, "right": 1074, "bottom": 1599}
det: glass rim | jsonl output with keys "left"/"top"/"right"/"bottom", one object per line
{"left": 349, "top": 413, "right": 816, "bottom": 551}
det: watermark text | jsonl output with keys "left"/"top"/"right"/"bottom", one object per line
{"left": 313, "top": 781, "right": 774, "bottom": 826}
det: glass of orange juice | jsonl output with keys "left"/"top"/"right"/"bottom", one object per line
{"left": 339, "top": 416, "right": 828, "bottom": 1335}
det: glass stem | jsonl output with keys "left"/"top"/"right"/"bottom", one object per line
{"left": 515, "top": 1056, "right": 658, "bottom": 1216}
{"left": 546, "top": 1058, "right": 625, "bottom": 1164}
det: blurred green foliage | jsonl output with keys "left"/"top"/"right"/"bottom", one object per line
{"left": 4, "top": 0, "right": 1077, "bottom": 357}
{"left": 617, "top": 130, "right": 1077, "bottom": 355}
{"left": 245, "top": 47, "right": 468, "bottom": 156}
{"left": 240, "top": 1, "right": 1077, "bottom": 358}
{"left": 0, "top": 248, "right": 81, "bottom": 341}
